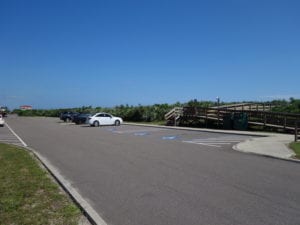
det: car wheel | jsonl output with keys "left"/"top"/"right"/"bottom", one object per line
{"left": 115, "top": 120, "right": 120, "bottom": 126}
{"left": 93, "top": 121, "right": 100, "bottom": 127}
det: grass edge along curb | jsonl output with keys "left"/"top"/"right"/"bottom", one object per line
{"left": 0, "top": 143, "right": 84, "bottom": 225}
{"left": 289, "top": 142, "right": 300, "bottom": 159}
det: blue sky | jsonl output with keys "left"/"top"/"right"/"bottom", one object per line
{"left": 1, "top": 0, "right": 299, "bottom": 109}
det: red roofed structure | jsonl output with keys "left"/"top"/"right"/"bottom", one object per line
{"left": 20, "top": 105, "right": 33, "bottom": 110}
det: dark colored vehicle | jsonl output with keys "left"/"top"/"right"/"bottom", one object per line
{"left": 73, "top": 113, "right": 92, "bottom": 125}
{"left": 59, "top": 112, "right": 79, "bottom": 122}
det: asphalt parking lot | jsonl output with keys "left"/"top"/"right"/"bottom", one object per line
{"left": 0, "top": 120, "right": 25, "bottom": 146}
{"left": 93, "top": 124, "right": 253, "bottom": 148}
{"left": 3, "top": 116, "right": 300, "bottom": 225}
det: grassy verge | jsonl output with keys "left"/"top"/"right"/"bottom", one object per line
{"left": 289, "top": 142, "right": 300, "bottom": 159}
{"left": 0, "top": 143, "right": 82, "bottom": 225}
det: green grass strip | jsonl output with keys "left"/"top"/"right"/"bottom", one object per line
{"left": 0, "top": 143, "right": 81, "bottom": 225}
{"left": 289, "top": 142, "right": 300, "bottom": 159}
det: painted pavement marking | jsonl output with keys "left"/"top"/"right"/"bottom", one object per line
{"left": 110, "top": 128, "right": 163, "bottom": 134}
{"left": 182, "top": 137, "right": 248, "bottom": 148}
{"left": 0, "top": 122, "right": 27, "bottom": 147}
{"left": 134, "top": 132, "right": 150, "bottom": 136}
{"left": 162, "top": 136, "right": 179, "bottom": 140}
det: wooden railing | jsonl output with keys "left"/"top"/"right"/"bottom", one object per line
{"left": 211, "top": 103, "right": 273, "bottom": 111}
{"left": 164, "top": 107, "right": 183, "bottom": 120}
{"left": 164, "top": 107, "right": 183, "bottom": 126}
{"left": 165, "top": 106, "right": 300, "bottom": 131}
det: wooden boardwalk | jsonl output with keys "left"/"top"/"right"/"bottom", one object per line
{"left": 165, "top": 103, "right": 300, "bottom": 133}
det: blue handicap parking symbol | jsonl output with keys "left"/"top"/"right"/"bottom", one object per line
{"left": 162, "top": 136, "right": 178, "bottom": 140}
{"left": 134, "top": 132, "right": 149, "bottom": 136}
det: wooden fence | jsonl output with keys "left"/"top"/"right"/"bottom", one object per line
{"left": 180, "top": 107, "right": 300, "bottom": 131}
{"left": 295, "top": 121, "right": 300, "bottom": 142}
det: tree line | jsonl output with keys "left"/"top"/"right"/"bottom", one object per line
{"left": 269, "top": 98, "right": 300, "bottom": 114}
{"left": 12, "top": 98, "right": 300, "bottom": 122}
{"left": 12, "top": 99, "right": 214, "bottom": 122}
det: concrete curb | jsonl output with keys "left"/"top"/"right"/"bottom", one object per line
{"left": 25, "top": 146, "right": 108, "bottom": 225}
{"left": 232, "top": 144, "right": 300, "bottom": 163}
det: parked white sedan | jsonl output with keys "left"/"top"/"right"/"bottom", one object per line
{"left": 0, "top": 115, "right": 4, "bottom": 127}
{"left": 88, "top": 113, "right": 123, "bottom": 127}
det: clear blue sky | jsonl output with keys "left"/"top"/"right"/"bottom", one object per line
{"left": 1, "top": 0, "right": 299, "bottom": 109}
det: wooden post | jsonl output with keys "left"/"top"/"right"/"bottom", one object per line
{"left": 296, "top": 121, "right": 299, "bottom": 142}
{"left": 217, "top": 109, "right": 220, "bottom": 128}
{"left": 205, "top": 108, "right": 208, "bottom": 128}
{"left": 174, "top": 108, "right": 179, "bottom": 127}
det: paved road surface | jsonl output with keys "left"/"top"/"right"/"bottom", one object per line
{"left": 0, "top": 120, "right": 25, "bottom": 146}
{"left": 4, "top": 116, "right": 300, "bottom": 225}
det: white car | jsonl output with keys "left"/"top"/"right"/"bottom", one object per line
{"left": 88, "top": 113, "right": 123, "bottom": 127}
{"left": 0, "top": 115, "right": 4, "bottom": 127}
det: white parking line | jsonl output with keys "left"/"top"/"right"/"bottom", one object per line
{"left": 182, "top": 137, "right": 247, "bottom": 148}
{"left": 197, "top": 143, "right": 222, "bottom": 147}
{"left": 4, "top": 122, "right": 28, "bottom": 147}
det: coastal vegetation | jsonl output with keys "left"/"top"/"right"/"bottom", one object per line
{"left": 12, "top": 98, "right": 300, "bottom": 122}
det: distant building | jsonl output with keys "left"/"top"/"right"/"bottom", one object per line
{"left": 20, "top": 105, "right": 33, "bottom": 110}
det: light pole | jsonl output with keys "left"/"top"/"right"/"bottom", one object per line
{"left": 216, "top": 97, "right": 220, "bottom": 108}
